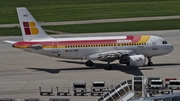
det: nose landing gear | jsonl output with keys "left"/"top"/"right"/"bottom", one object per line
{"left": 147, "top": 57, "right": 153, "bottom": 66}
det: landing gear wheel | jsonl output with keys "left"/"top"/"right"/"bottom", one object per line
{"left": 104, "top": 64, "right": 107, "bottom": 70}
{"left": 91, "top": 93, "right": 94, "bottom": 96}
{"left": 107, "top": 65, "right": 112, "bottom": 70}
{"left": 103, "top": 64, "right": 112, "bottom": 70}
{"left": 85, "top": 60, "right": 94, "bottom": 67}
{"left": 148, "top": 62, "right": 153, "bottom": 66}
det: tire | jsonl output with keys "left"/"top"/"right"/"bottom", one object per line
{"left": 107, "top": 65, "right": 112, "bottom": 70}
{"left": 57, "top": 93, "right": 60, "bottom": 96}
{"left": 91, "top": 93, "right": 93, "bottom": 96}
{"left": 148, "top": 62, "right": 153, "bottom": 66}
{"left": 86, "top": 60, "right": 94, "bottom": 67}
{"left": 104, "top": 64, "right": 107, "bottom": 70}
{"left": 85, "top": 63, "right": 88, "bottom": 66}
{"left": 89, "top": 61, "right": 94, "bottom": 67}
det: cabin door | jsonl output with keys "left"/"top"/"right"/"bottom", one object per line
{"left": 152, "top": 38, "right": 158, "bottom": 50}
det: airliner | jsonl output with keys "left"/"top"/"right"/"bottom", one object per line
{"left": 4, "top": 7, "right": 174, "bottom": 70}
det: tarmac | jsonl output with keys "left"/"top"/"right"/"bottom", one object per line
{"left": 0, "top": 30, "right": 180, "bottom": 101}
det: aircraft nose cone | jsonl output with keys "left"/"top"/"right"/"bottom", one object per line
{"left": 166, "top": 44, "right": 174, "bottom": 54}
{"left": 170, "top": 45, "right": 174, "bottom": 53}
{"left": 163, "top": 44, "right": 174, "bottom": 54}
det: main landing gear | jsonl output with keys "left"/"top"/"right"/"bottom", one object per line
{"left": 85, "top": 60, "right": 94, "bottom": 67}
{"left": 103, "top": 64, "right": 112, "bottom": 70}
{"left": 103, "top": 62, "right": 112, "bottom": 70}
{"left": 85, "top": 60, "right": 112, "bottom": 70}
{"left": 147, "top": 56, "right": 153, "bottom": 66}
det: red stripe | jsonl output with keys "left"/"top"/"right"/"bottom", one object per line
{"left": 14, "top": 36, "right": 142, "bottom": 47}
{"left": 15, "top": 39, "right": 118, "bottom": 46}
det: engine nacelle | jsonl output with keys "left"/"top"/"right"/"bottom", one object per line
{"left": 120, "top": 54, "right": 146, "bottom": 66}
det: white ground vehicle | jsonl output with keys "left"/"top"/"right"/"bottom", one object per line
{"left": 147, "top": 77, "right": 160, "bottom": 87}
{"left": 150, "top": 80, "right": 164, "bottom": 89}
{"left": 164, "top": 78, "right": 177, "bottom": 87}
{"left": 169, "top": 80, "right": 180, "bottom": 90}
{"left": 91, "top": 81, "right": 105, "bottom": 96}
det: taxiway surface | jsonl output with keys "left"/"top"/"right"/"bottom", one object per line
{"left": 0, "top": 30, "right": 180, "bottom": 101}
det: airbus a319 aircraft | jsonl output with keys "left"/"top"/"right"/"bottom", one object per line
{"left": 5, "top": 7, "right": 174, "bottom": 70}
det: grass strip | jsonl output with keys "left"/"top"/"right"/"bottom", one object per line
{"left": 1, "top": 19, "right": 180, "bottom": 36}
{"left": 43, "top": 19, "right": 180, "bottom": 33}
{"left": 1, "top": 0, "right": 180, "bottom": 24}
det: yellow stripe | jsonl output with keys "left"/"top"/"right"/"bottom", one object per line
{"left": 137, "top": 35, "right": 150, "bottom": 43}
{"left": 16, "top": 42, "right": 148, "bottom": 49}
{"left": 15, "top": 46, "right": 28, "bottom": 48}
{"left": 41, "top": 46, "right": 66, "bottom": 48}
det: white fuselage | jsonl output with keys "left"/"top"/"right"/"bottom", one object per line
{"left": 16, "top": 35, "right": 173, "bottom": 60}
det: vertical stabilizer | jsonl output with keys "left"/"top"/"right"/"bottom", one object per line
{"left": 16, "top": 7, "right": 53, "bottom": 41}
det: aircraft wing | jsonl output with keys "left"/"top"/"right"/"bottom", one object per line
{"left": 86, "top": 50, "right": 136, "bottom": 61}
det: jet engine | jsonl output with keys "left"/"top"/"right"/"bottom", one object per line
{"left": 119, "top": 54, "right": 146, "bottom": 66}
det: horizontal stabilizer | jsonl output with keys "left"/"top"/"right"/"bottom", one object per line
{"left": 4, "top": 40, "right": 16, "bottom": 44}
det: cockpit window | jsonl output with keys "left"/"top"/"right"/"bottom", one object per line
{"left": 162, "top": 40, "right": 168, "bottom": 44}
